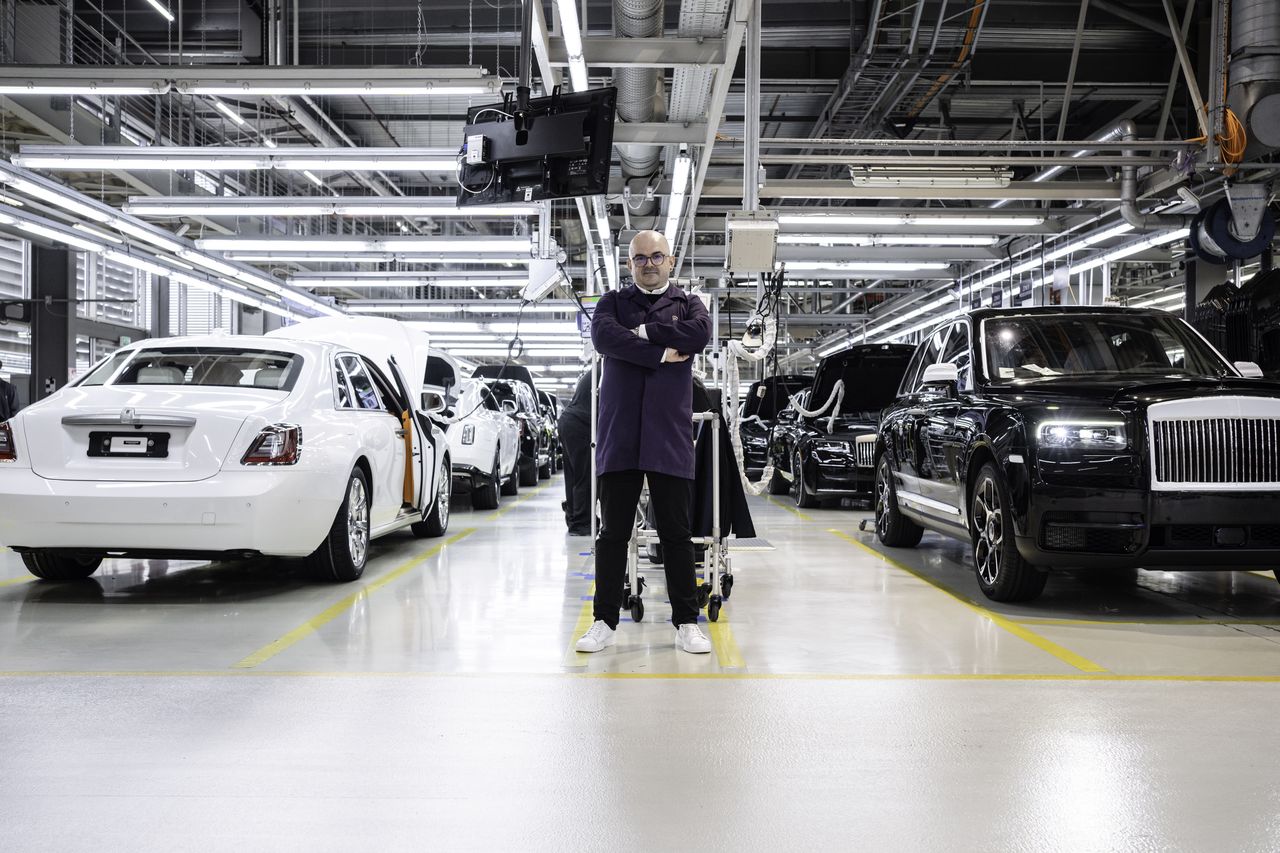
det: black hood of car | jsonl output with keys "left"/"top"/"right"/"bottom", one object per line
{"left": 800, "top": 415, "right": 877, "bottom": 438}
{"left": 988, "top": 374, "right": 1280, "bottom": 407}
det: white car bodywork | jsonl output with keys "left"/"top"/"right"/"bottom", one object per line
{"left": 0, "top": 320, "right": 449, "bottom": 562}
{"left": 447, "top": 378, "right": 520, "bottom": 489}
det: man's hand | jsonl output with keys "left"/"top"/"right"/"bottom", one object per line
{"left": 661, "top": 348, "right": 690, "bottom": 363}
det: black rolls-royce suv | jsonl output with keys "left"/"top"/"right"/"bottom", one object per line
{"left": 770, "top": 343, "right": 915, "bottom": 507}
{"left": 875, "top": 306, "right": 1280, "bottom": 602}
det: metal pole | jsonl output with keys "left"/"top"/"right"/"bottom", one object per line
{"left": 590, "top": 354, "right": 598, "bottom": 545}
{"left": 1160, "top": 0, "right": 1212, "bottom": 141}
{"left": 293, "top": 0, "right": 300, "bottom": 65}
{"left": 519, "top": 0, "right": 534, "bottom": 92}
{"left": 743, "top": 0, "right": 762, "bottom": 212}
{"left": 1056, "top": 0, "right": 1091, "bottom": 142}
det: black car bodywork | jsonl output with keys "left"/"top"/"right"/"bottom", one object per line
{"left": 875, "top": 306, "right": 1280, "bottom": 602}
{"left": 768, "top": 344, "right": 915, "bottom": 507}
{"left": 738, "top": 374, "right": 811, "bottom": 479}
{"left": 536, "top": 389, "right": 561, "bottom": 477}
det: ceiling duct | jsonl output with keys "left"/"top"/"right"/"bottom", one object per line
{"left": 1230, "top": 0, "right": 1280, "bottom": 151}
{"left": 613, "top": 0, "right": 666, "bottom": 215}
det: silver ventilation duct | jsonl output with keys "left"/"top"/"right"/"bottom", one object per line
{"left": 1231, "top": 0, "right": 1280, "bottom": 150}
{"left": 613, "top": 0, "right": 666, "bottom": 214}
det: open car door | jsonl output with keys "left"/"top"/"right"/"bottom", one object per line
{"left": 385, "top": 354, "right": 435, "bottom": 513}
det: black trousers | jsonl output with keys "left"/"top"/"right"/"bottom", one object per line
{"left": 594, "top": 470, "right": 699, "bottom": 629}
{"left": 558, "top": 415, "right": 592, "bottom": 530}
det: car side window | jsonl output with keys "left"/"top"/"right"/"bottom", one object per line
{"left": 939, "top": 320, "right": 973, "bottom": 390}
{"left": 904, "top": 328, "right": 947, "bottom": 393}
{"left": 339, "top": 355, "right": 383, "bottom": 411}
{"left": 334, "top": 358, "right": 355, "bottom": 409}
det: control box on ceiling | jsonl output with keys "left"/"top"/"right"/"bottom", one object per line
{"left": 457, "top": 86, "right": 617, "bottom": 207}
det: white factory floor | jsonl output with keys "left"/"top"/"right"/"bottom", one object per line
{"left": 4, "top": 475, "right": 1280, "bottom": 851}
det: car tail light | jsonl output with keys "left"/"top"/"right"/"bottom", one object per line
{"left": 241, "top": 424, "right": 302, "bottom": 466}
{"left": 460, "top": 424, "right": 475, "bottom": 445}
{"left": 0, "top": 422, "right": 15, "bottom": 462}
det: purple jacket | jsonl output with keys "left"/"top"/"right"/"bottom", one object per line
{"left": 592, "top": 283, "right": 712, "bottom": 480}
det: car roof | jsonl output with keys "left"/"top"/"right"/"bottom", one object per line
{"left": 968, "top": 305, "right": 1169, "bottom": 323}
{"left": 116, "top": 334, "right": 328, "bottom": 356}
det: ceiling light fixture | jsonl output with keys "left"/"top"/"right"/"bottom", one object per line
{"left": 211, "top": 98, "right": 247, "bottom": 127}
{"left": 555, "top": 0, "right": 590, "bottom": 91}
{"left": 197, "top": 237, "right": 531, "bottom": 254}
{"left": 663, "top": 149, "right": 693, "bottom": 250}
{"left": 14, "top": 146, "right": 460, "bottom": 173}
{"left": 144, "top": 0, "right": 175, "bottom": 23}
{"left": 777, "top": 234, "right": 998, "bottom": 247}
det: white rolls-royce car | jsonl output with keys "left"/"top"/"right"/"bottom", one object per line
{"left": 0, "top": 318, "right": 451, "bottom": 584}
{"left": 446, "top": 378, "right": 521, "bottom": 510}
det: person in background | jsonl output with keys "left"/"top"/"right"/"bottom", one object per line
{"left": 0, "top": 360, "right": 19, "bottom": 422}
{"left": 575, "top": 229, "right": 714, "bottom": 656}
{"left": 559, "top": 369, "right": 594, "bottom": 536}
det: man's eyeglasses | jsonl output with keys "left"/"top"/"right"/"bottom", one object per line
{"left": 631, "top": 252, "right": 668, "bottom": 267}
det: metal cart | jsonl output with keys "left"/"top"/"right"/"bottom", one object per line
{"left": 622, "top": 410, "right": 736, "bottom": 623}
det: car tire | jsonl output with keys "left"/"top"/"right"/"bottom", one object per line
{"left": 519, "top": 457, "right": 539, "bottom": 487}
{"left": 471, "top": 449, "right": 501, "bottom": 510}
{"left": 414, "top": 459, "right": 452, "bottom": 538}
{"left": 792, "top": 450, "right": 819, "bottom": 509}
{"left": 970, "top": 462, "right": 1047, "bottom": 602}
{"left": 538, "top": 460, "right": 552, "bottom": 480}
{"left": 874, "top": 455, "right": 924, "bottom": 548}
{"left": 21, "top": 551, "right": 102, "bottom": 582}
{"left": 767, "top": 462, "right": 790, "bottom": 495}
{"left": 307, "top": 467, "right": 370, "bottom": 583}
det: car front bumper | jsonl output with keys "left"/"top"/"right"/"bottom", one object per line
{"left": 0, "top": 468, "right": 340, "bottom": 558}
{"left": 1014, "top": 484, "right": 1280, "bottom": 570}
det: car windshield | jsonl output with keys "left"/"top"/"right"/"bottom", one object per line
{"left": 983, "top": 314, "right": 1233, "bottom": 382}
{"left": 107, "top": 347, "right": 302, "bottom": 391}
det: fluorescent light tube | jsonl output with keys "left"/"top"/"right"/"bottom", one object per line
{"left": 302, "top": 170, "right": 325, "bottom": 188}
{"left": 183, "top": 84, "right": 490, "bottom": 96}
{"left": 212, "top": 99, "right": 247, "bottom": 127}
{"left": 663, "top": 152, "right": 693, "bottom": 249}
{"left": 145, "top": 0, "right": 175, "bottom": 22}
{"left": 15, "top": 220, "right": 103, "bottom": 252}
{"left": 15, "top": 154, "right": 265, "bottom": 170}
{"left": 109, "top": 218, "right": 185, "bottom": 253}
{"left": 73, "top": 223, "right": 123, "bottom": 244}
{"left": 0, "top": 83, "right": 158, "bottom": 96}
{"left": 0, "top": 177, "right": 113, "bottom": 223}
{"left": 197, "top": 237, "right": 529, "bottom": 254}
{"left": 777, "top": 234, "right": 998, "bottom": 247}
{"left": 786, "top": 261, "right": 950, "bottom": 272}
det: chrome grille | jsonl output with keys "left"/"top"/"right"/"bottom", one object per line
{"left": 855, "top": 437, "right": 876, "bottom": 469}
{"left": 1151, "top": 417, "right": 1280, "bottom": 485}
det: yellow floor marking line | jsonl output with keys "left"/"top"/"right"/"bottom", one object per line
{"left": 708, "top": 613, "right": 746, "bottom": 669}
{"left": 563, "top": 582, "right": 598, "bottom": 667}
{"left": 767, "top": 496, "right": 813, "bottom": 522}
{"left": 233, "top": 528, "right": 476, "bottom": 669}
{"left": 5, "top": 669, "right": 1280, "bottom": 683}
{"left": 1014, "top": 615, "right": 1280, "bottom": 627}
{"left": 829, "top": 529, "right": 1109, "bottom": 674}
{"left": 0, "top": 576, "right": 33, "bottom": 589}
{"left": 485, "top": 482, "right": 549, "bottom": 521}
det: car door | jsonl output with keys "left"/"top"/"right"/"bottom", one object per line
{"left": 337, "top": 354, "right": 405, "bottom": 529}
{"left": 385, "top": 354, "right": 436, "bottom": 512}
{"left": 919, "top": 320, "right": 973, "bottom": 517}
{"left": 887, "top": 327, "right": 945, "bottom": 511}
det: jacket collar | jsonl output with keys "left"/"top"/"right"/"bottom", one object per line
{"left": 623, "top": 281, "right": 687, "bottom": 307}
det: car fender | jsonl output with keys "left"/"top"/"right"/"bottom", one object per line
{"left": 960, "top": 410, "right": 1032, "bottom": 536}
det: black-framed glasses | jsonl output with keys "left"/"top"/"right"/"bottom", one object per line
{"left": 631, "top": 252, "right": 668, "bottom": 267}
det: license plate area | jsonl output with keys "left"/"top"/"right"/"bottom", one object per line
{"left": 88, "top": 431, "right": 170, "bottom": 458}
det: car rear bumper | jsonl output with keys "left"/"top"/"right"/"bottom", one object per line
{"left": 0, "top": 469, "right": 339, "bottom": 558}
{"left": 1015, "top": 486, "right": 1280, "bottom": 570}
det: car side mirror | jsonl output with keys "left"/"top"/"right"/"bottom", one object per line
{"left": 421, "top": 391, "right": 447, "bottom": 414}
{"left": 921, "top": 363, "right": 960, "bottom": 394}
{"left": 500, "top": 399, "right": 518, "bottom": 415}
{"left": 1235, "top": 361, "right": 1264, "bottom": 378}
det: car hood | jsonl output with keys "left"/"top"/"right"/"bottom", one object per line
{"left": 988, "top": 375, "right": 1280, "bottom": 408}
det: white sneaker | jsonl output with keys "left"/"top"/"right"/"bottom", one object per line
{"left": 675, "top": 623, "right": 712, "bottom": 654}
{"left": 575, "top": 621, "right": 617, "bottom": 653}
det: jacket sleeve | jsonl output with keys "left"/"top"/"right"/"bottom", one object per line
{"left": 641, "top": 293, "right": 713, "bottom": 354}
{"left": 591, "top": 291, "right": 664, "bottom": 369}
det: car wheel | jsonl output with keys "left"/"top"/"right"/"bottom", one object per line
{"left": 766, "top": 460, "right": 790, "bottom": 495}
{"left": 874, "top": 455, "right": 923, "bottom": 548}
{"left": 471, "top": 449, "right": 501, "bottom": 511}
{"left": 21, "top": 551, "right": 102, "bottom": 582}
{"left": 307, "top": 467, "right": 370, "bottom": 582}
{"left": 414, "top": 459, "right": 452, "bottom": 538}
{"left": 538, "top": 457, "right": 552, "bottom": 479}
{"left": 792, "top": 450, "right": 819, "bottom": 509}
{"left": 500, "top": 451, "right": 519, "bottom": 496}
{"left": 519, "top": 456, "right": 539, "bottom": 487}
{"left": 970, "top": 462, "right": 1047, "bottom": 602}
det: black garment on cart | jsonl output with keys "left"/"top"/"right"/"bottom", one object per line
{"left": 691, "top": 386, "right": 756, "bottom": 540}
{"left": 558, "top": 371, "right": 594, "bottom": 532}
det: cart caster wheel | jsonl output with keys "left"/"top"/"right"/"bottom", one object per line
{"left": 697, "top": 582, "right": 712, "bottom": 609}
{"left": 708, "top": 595, "right": 723, "bottom": 622}
{"left": 721, "top": 574, "right": 734, "bottom": 600}
{"left": 629, "top": 596, "right": 645, "bottom": 623}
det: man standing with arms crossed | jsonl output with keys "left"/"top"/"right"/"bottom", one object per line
{"left": 576, "top": 230, "right": 714, "bottom": 655}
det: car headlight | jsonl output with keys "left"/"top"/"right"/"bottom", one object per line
{"left": 1037, "top": 420, "right": 1127, "bottom": 450}
{"left": 813, "top": 440, "right": 850, "bottom": 453}
{"left": 461, "top": 424, "right": 475, "bottom": 445}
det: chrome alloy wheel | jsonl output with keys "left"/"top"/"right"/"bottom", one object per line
{"left": 436, "top": 463, "right": 450, "bottom": 529}
{"left": 875, "top": 459, "right": 892, "bottom": 539}
{"left": 972, "top": 476, "right": 1003, "bottom": 586}
{"left": 346, "top": 476, "right": 370, "bottom": 568}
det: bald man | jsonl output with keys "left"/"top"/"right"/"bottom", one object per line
{"left": 576, "top": 230, "right": 713, "bottom": 655}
